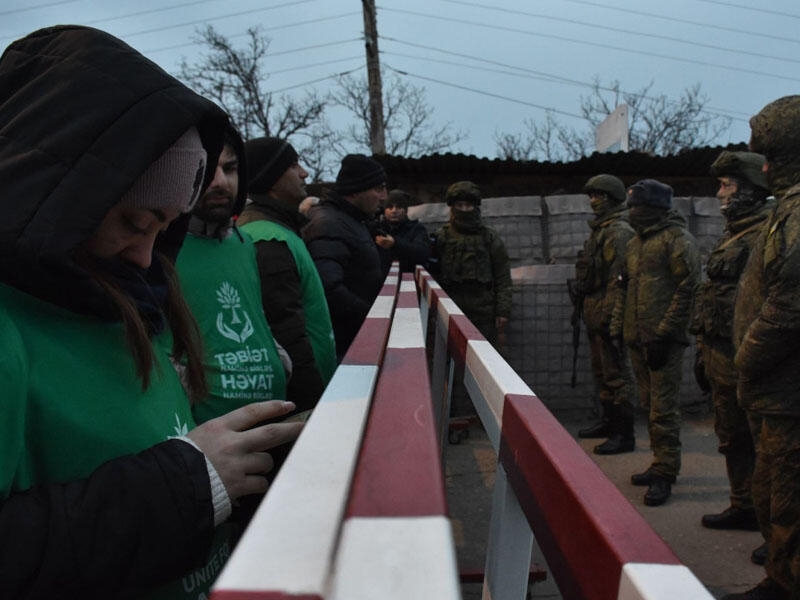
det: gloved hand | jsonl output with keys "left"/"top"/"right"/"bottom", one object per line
{"left": 645, "top": 337, "right": 670, "bottom": 370}
{"left": 694, "top": 350, "right": 711, "bottom": 393}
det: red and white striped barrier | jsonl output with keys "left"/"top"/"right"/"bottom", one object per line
{"left": 211, "top": 265, "right": 460, "bottom": 600}
{"left": 416, "top": 265, "right": 714, "bottom": 600}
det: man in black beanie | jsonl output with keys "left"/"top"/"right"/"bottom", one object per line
{"left": 302, "top": 154, "right": 387, "bottom": 359}
{"left": 237, "top": 137, "right": 337, "bottom": 411}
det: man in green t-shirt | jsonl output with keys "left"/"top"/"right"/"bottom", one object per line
{"left": 174, "top": 127, "right": 289, "bottom": 423}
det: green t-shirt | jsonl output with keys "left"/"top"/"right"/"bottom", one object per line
{"left": 0, "top": 282, "right": 231, "bottom": 599}
{"left": 176, "top": 232, "right": 288, "bottom": 424}
{"left": 241, "top": 219, "right": 337, "bottom": 384}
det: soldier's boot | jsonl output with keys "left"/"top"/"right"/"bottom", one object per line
{"left": 578, "top": 400, "right": 612, "bottom": 438}
{"left": 593, "top": 404, "right": 635, "bottom": 455}
{"left": 702, "top": 448, "right": 759, "bottom": 530}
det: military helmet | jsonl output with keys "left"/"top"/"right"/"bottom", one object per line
{"left": 749, "top": 95, "right": 800, "bottom": 160}
{"left": 582, "top": 174, "right": 626, "bottom": 203}
{"left": 709, "top": 151, "right": 768, "bottom": 191}
{"left": 445, "top": 181, "right": 482, "bottom": 206}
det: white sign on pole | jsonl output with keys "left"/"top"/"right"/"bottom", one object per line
{"left": 595, "top": 104, "right": 629, "bottom": 153}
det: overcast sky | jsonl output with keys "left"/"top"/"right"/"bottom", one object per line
{"left": 2, "top": 0, "right": 798, "bottom": 160}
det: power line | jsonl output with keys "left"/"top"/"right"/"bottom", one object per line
{"left": 428, "top": 1, "right": 800, "bottom": 66}
{"left": 383, "top": 63, "right": 586, "bottom": 121}
{"left": 381, "top": 45, "right": 749, "bottom": 123}
{"left": 268, "top": 55, "right": 363, "bottom": 76}
{"left": 120, "top": 1, "right": 323, "bottom": 38}
{"left": 562, "top": 0, "right": 800, "bottom": 46}
{"left": 145, "top": 35, "right": 359, "bottom": 58}
{"left": 0, "top": 0, "right": 78, "bottom": 17}
{"left": 695, "top": 0, "right": 800, "bottom": 19}
{"left": 269, "top": 65, "right": 362, "bottom": 93}
{"left": 380, "top": 7, "right": 800, "bottom": 84}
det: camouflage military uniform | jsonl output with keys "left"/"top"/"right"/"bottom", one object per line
{"left": 577, "top": 202, "right": 636, "bottom": 435}
{"left": 435, "top": 220, "right": 512, "bottom": 343}
{"left": 734, "top": 184, "right": 800, "bottom": 594}
{"left": 690, "top": 152, "right": 772, "bottom": 520}
{"left": 613, "top": 208, "right": 701, "bottom": 481}
{"left": 727, "top": 95, "right": 800, "bottom": 598}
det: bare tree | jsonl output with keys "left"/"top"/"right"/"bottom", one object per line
{"left": 330, "top": 71, "right": 466, "bottom": 157}
{"left": 496, "top": 78, "right": 732, "bottom": 161}
{"left": 177, "top": 26, "right": 327, "bottom": 158}
{"left": 496, "top": 112, "right": 589, "bottom": 162}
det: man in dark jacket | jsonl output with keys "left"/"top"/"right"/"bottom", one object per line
{"left": 375, "top": 188, "right": 431, "bottom": 274}
{"left": 238, "top": 137, "right": 337, "bottom": 410}
{"left": 302, "top": 154, "right": 387, "bottom": 359}
{"left": 574, "top": 174, "right": 636, "bottom": 455}
{"left": 723, "top": 96, "right": 800, "bottom": 600}
{"left": 690, "top": 151, "right": 771, "bottom": 538}
{"left": 611, "top": 179, "right": 700, "bottom": 507}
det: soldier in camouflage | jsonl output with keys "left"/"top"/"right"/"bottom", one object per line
{"left": 574, "top": 174, "right": 637, "bottom": 455}
{"left": 723, "top": 96, "right": 800, "bottom": 600}
{"left": 611, "top": 179, "right": 700, "bottom": 507}
{"left": 690, "top": 151, "right": 772, "bottom": 537}
{"left": 434, "top": 181, "right": 512, "bottom": 346}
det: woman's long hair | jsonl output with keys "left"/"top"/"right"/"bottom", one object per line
{"left": 76, "top": 251, "right": 208, "bottom": 401}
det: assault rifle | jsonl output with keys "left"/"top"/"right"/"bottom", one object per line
{"left": 566, "top": 278, "right": 583, "bottom": 388}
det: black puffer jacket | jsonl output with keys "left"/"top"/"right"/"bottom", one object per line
{"left": 377, "top": 217, "right": 431, "bottom": 274}
{"left": 0, "top": 25, "right": 228, "bottom": 598}
{"left": 302, "top": 192, "right": 384, "bottom": 357}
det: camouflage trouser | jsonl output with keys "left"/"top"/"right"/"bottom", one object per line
{"left": 708, "top": 375, "right": 755, "bottom": 510}
{"left": 749, "top": 414, "right": 800, "bottom": 594}
{"left": 587, "top": 330, "right": 634, "bottom": 410}
{"left": 629, "top": 342, "right": 684, "bottom": 480}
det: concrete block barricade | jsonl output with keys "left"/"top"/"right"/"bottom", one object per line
{"left": 416, "top": 266, "right": 715, "bottom": 600}
{"left": 210, "top": 265, "right": 460, "bottom": 600}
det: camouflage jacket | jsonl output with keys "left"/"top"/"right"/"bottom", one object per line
{"left": 734, "top": 184, "right": 800, "bottom": 415}
{"left": 435, "top": 223, "right": 513, "bottom": 319}
{"left": 576, "top": 204, "right": 635, "bottom": 333}
{"left": 690, "top": 201, "right": 773, "bottom": 385}
{"left": 611, "top": 210, "right": 701, "bottom": 346}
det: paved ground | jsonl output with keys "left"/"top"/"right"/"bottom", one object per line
{"left": 445, "top": 404, "right": 765, "bottom": 599}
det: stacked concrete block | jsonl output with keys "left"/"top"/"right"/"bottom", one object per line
{"left": 690, "top": 196, "right": 725, "bottom": 262}
{"left": 481, "top": 196, "right": 544, "bottom": 267}
{"left": 543, "top": 194, "right": 593, "bottom": 264}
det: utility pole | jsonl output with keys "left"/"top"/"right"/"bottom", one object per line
{"left": 361, "top": 0, "right": 386, "bottom": 155}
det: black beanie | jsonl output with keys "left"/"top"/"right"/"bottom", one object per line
{"left": 335, "top": 154, "right": 386, "bottom": 195}
{"left": 245, "top": 136, "right": 298, "bottom": 193}
{"left": 627, "top": 179, "right": 673, "bottom": 210}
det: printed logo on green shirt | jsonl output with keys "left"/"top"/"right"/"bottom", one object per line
{"left": 215, "top": 282, "right": 255, "bottom": 344}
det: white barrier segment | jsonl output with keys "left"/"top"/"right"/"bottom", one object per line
{"left": 464, "top": 340, "right": 533, "bottom": 451}
{"left": 400, "top": 279, "right": 416, "bottom": 293}
{"left": 618, "top": 564, "right": 714, "bottom": 600}
{"left": 384, "top": 273, "right": 399, "bottom": 286}
{"left": 436, "top": 298, "right": 464, "bottom": 337}
{"left": 387, "top": 307, "right": 425, "bottom": 349}
{"left": 483, "top": 464, "right": 535, "bottom": 600}
{"left": 330, "top": 516, "right": 461, "bottom": 600}
{"left": 431, "top": 323, "right": 451, "bottom": 451}
{"left": 212, "top": 364, "right": 379, "bottom": 596}
{"left": 366, "top": 294, "right": 395, "bottom": 319}
{"left": 419, "top": 290, "right": 430, "bottom": 339}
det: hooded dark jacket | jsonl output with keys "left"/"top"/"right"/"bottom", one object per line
{"left": 302, "top": 191, "right": 384, "bottom": 358}
{"left": 376, "top": 216, "right": 431, "bottom": 275}
{"left": 0, "top": 26, "right": 228, "bottom": 598}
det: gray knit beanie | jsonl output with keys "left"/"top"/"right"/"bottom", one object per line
{"left": 119, "top": 126, "right": 207, "bottom": 213}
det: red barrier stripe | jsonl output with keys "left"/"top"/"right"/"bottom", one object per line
{"left": 346, "top": 347, "right": 447, "bottom": 517}
{"left": 446, "top": 314, "right": 484, "bottom": 366}
{"left": 341, "top": 317, "right": 392, "bottom": 365}
{"left": 499, "top": 393, "right": 679, "bottom": 600}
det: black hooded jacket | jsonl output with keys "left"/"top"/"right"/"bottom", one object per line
{"left": 302, "top": 191, "right": 384, "bottom": 358}
{"left": 0, "top": 26, "right": 229, "bottom": 599}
